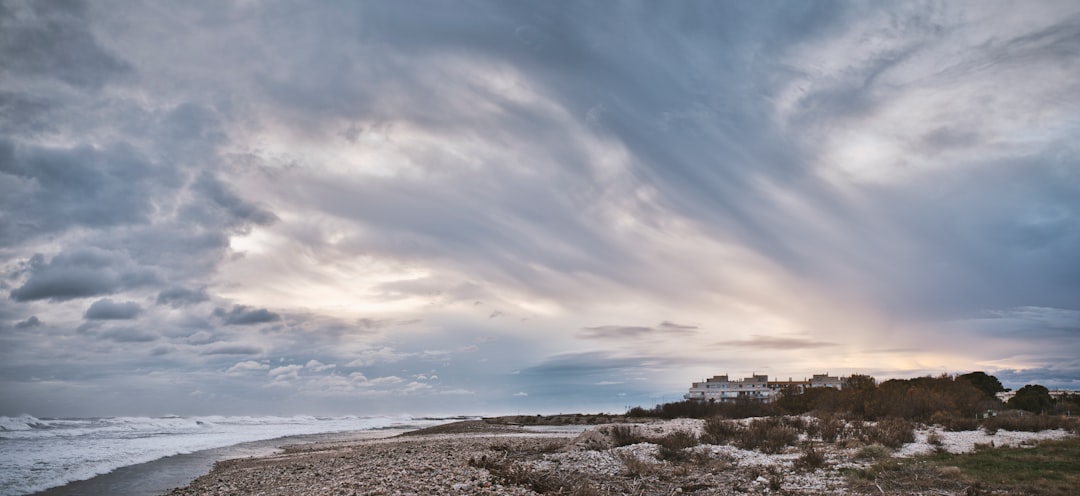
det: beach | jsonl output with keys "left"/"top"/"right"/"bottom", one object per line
{"left": 162, "top": 417, "right": 1078, "bottom": 496}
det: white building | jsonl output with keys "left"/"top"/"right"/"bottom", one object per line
{"left": 684, "top": 373, "right": 846, "bottom": 403}
{"left": 683, "top": 374, "right": 774, "bottom": 402}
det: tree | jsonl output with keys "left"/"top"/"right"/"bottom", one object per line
{"left": 842, "top": 374, "right": 878, "bottom": 418}
{"left": 957, "top": 371, "right": 1007, "bottom": 399}
{"left": 1007, "top": 384, "right": 1053, "bottom": 413}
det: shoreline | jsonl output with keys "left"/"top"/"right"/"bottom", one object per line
{"left": 27, "top": 428, "right": 412, "bottom": 496}
{"left": 166, "top": 421, "right": 579, "bottom": 496}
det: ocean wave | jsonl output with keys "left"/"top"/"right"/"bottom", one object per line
{"left": 0, "top": 415, "right": 443, "bottom": 496}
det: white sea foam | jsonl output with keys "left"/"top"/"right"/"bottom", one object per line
{"left": 0, "top": 414, "right": 439, "bottom": 496}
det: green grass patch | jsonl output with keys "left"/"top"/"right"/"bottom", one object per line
{"left": 847, "top": 436, "right": 1080, "bottom": 495}
{"left": 935, "top": 437, "right": 1080, "bottom": 492}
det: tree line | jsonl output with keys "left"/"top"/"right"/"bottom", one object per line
{"left": 628, "top": 372, "right": 1079, "bottom": 421}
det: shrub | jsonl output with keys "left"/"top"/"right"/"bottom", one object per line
{"left": 480, "top": 458, "right": 601, "bottom": 495}
{"left": 702, "top": 416, "right": 741, "bottom": 445}
{"left": 818, "top": 415, "right": 843, "bottom": 443}
{"left": 931, "top": 412, "right": 979, "bottom": 432}
{"left": 926, "top": 430, "right": 944, "bottom": 447}
{"left": 842, "top": 419, "right": 868, "bottom": 443}
{"left": 738, "top": 418, "right": 799, "bottom": 454}
{"left": 654, "top": 430, "right": 699, "bottom": 462}
{"left": 868, "top": 418, "right": 915, "bottom": 449}
{"left": 780, "top": 416, "right": 809, "bottom": 431}
{"left": 794, "top": 443, "right": 827, "bottom": 472}
{"left": 983, "top": 414, "right": 1069, "bottom": 433}
{"left": 608, "top": 425, "right": 645, "bottom": 447}
{"left": 616, "top": 451, "right": 657, "bottom": 477}
{"left": 854, "top": 443, "right": 891, "bottom": 461}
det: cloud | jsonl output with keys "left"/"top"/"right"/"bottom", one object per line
{"left": 345, "top": 347, "right": 412, "bottom": 367}
{"left": 1, "top": 1, "right": 1078, "bottom": 417}
{"left": 13, "top": 316, "right": 41, "bottom": 329}
{"left": 268, "top": 364, "right": 303, "bottom": 381}
{"left": 305, "top": 360, "right": 336, "bottom": 372}
{"left": 84, "top": 299, "right": 142, "bottom": 320}
{"left": 0, "top": 0, "right": 131, "bottom": 90}
{"left": 96, "top": 327, "right": 157, "bottom": 343}
{"left": 0, "top": 140, "right": 162, "bottom": 246}
{"left": 213, "top": 306, "right": 281, "bottom": 326}
{"left": 580, "top": 322, "right": 698, "bottom": 340}
{"left": 712, "top": 335, "right": 838, "bottom": 350}
{"left": 184, "top": 172, "right": 278, "bottom": 229}
{"left": 226, "top": 361, "right": 270, "bottom": 374}
{"left": 9, "top": 249, "right": 159, "bottom": 302}
{"left": 199, "top": 344, "right": 263, "bottom": 356}
{"left": 156, "top": 287, "right": 210, "bottom": 308}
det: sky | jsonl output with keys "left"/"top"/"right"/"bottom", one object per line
{"left": 1, "top": 0, "right": 1079, "bottom": 418}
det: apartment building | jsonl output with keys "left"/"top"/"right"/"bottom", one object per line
{"left": 684, "top": 373, "right": 845, "bottom": 402}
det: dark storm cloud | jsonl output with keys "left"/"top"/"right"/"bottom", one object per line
{"left": 0, "top": 138, "right": 165, "bottom": 245}
{"left": 214, "top": 305, "right": 281, "bottom": 326}
{"left": 0, "top": 0, "right": 131, "bottom": 90}
{"left": 84, "top": 298, "right": 142, "bottom": 320}
{"left": 9, "top": 248, "right": 159, "bottom": 302}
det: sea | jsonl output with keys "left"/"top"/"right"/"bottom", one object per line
{"left": 0, "top": 414, "right": 450, "bottom": 496}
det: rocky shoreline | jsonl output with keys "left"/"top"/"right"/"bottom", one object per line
{"left": 165, "top": 417, "right": 1076, "bottom": 496}
{"left": 165, "top": 421, "right": 572, "bottom": 496}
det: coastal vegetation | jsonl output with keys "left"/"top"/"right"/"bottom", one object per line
{"left": 629, "top": 372, "right": 1079, "bottom": 422}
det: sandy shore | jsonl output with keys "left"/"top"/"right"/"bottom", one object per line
{"left": 165, "top": 421, "right": 570, "bottom": 496}
{"left": 165, "top": 418, "right": 1076, "bottom": 496}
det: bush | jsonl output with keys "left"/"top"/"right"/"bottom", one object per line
{"left": 868, "top": 418, "right": 916, "bottom": 449}
{"left": 818, "top": 415, "right": 843, "bottom": 443}
{"left": 476, "top": 458, "right": 602, "bottom": 495}
{"left": 608, "top": 425, "right": 645, "bottom": 447}
{"left": 616, "top": 451, "right": 657, "bottom": 477}
{"left": 780, "top": 416, "right": 809, "bottom": 431}
{"left": 854, "top": 443, "right": 892, "bottom": 461}
{"left": 702, "top": 416, "right": 741, "bottom": 445}
{"left": 983, "top": 414, "right": 1072, "bottom": 433}
{"left": 930, "top": 412, "right": 979, "bottom": 432}
{"left": 654, "top": 430, "right": 699, "bottom": 462}
{"left": 738, "top": 418, "right": 799, "bottom": 454}
{"left": 926, "top": 430, "right": 944, "bottom": 446}
{"left": 794, "top": 443, "right": 827, "bottom": 472}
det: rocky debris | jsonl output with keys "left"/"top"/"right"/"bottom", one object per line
{"left": 166, "top": 436, "right": 554, "bottom": 496}
{"left": 167, "top": 418, "right": 1078, "bottom": 496}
